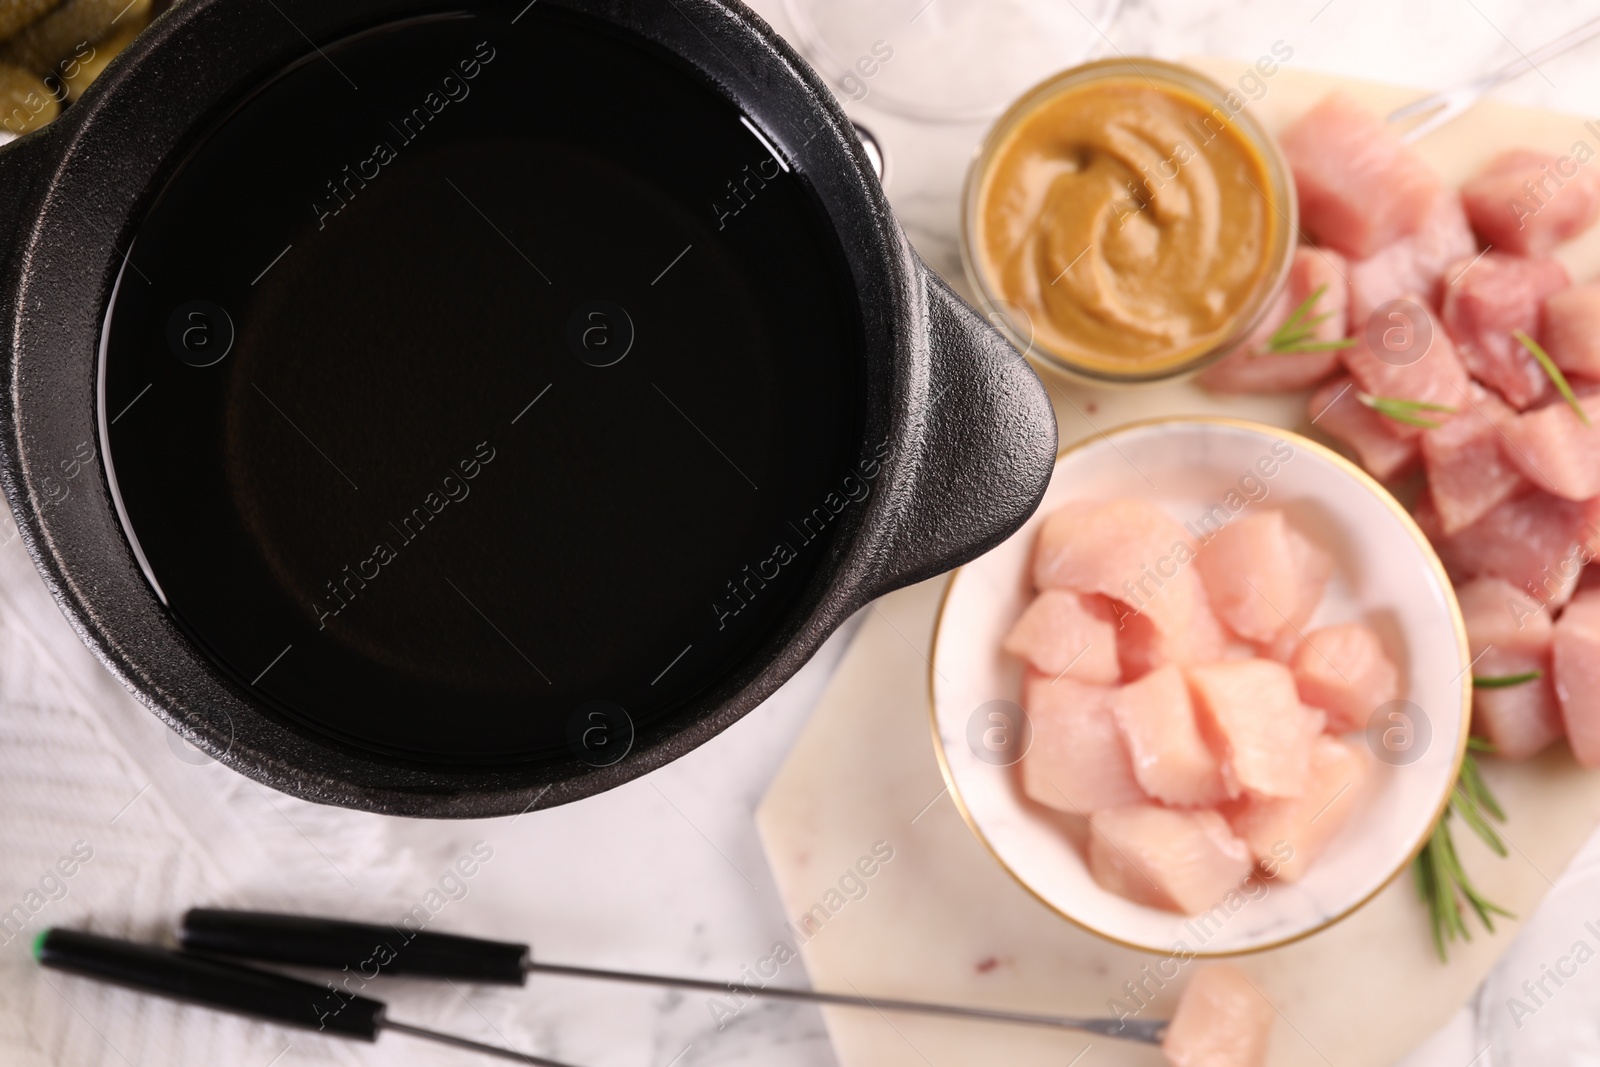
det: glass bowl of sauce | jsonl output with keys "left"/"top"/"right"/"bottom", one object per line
{"left": 961, "top": 58, "right": 1296, "bottom": 385}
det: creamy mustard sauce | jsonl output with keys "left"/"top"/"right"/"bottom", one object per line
{"left": 976, "top": 77, "right": 1278, "bottom": 375}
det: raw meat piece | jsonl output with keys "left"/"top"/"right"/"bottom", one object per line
{"left": 1440, "top": 252, "right": 1571, "bottom": 409}
{"left": 1089, "top": 825, "right": 1175, "bottom": 911}
{"left": 1342, "top": 297, "right": 1471, "bottom": 439}
{"left": 1002, "top": 589, "right": 1121, "bottom": 684}
{"left": 1295, "top": 245, "right": 1350, "bottom": 315}
{"left": 1088, "top": 806, "right": 1252, "bottom": 915}
{"left": 1309, "top": 375, "right": 1420, "bottom": 481}
{"left": 1112, "top": 664, "right": 1228, "bottom": 807}
{"left": 1187, "top": 659, "right": 1317, "bottom": 798}
{"left": 1252, "top": 524, "right": 1336, "bottom": 661}
{"left": 1020, "top": 674, "right": 1146, "bottom": 813}
{"left": 1553, "top": 590, "right": 1600, "bottom": 767}
{"left": 1411, "top": 488, "right": 1447, "bottom": 542}
{"left": 1279, "top": 91, "right": 1443, "bottom": 258}
{"left": 1116, "top": 593, "right": 1229, "bottom": 680}
{"left": 1229, "top": 736, "right": 1372, "bottom": 882}
{"left": 1420, "top": 383, "right": 1528, "bottom": 534}
{"left": 1196, "top": 510, "right": 1311, "bottom": 643}
{"left": 1290, "top": 622, "right": 1401, "bottom": 734}
{"left": 1473, "top": 654, "right": 1563, "bottom": 761}
{"left": 1260, "top": 625, "right": 1306, "bottom": 665}
{"left": 1198, "top": 247, "right": 1348, "bottom": 394}
{"left": 1348, "top": 190, "right": 1479, "bottom": 327}
{"left": 1197, "top": 287, "right": 1293, "bottom": 395}
{"left": 1499, "top": 393, "right": 1600, "bottom": 500}
{"left": 1161, "top": 964, "right": 1273, "bottom": 1067}
{"left": 1430, "top": 490, "right": 1586, "bottom": 609}
{"left": 1460, "top": 575, "right": 1562, "bottom": 760}
{"left": 1459, "top": 574, "right": 1555, "bottom": 654}
{"left": 1462, "top": 149, "right": 1600, "bottom": 258}
{"left": 1031, "top": 498, "right": 1212, "bottom": 662}
{"left": 1541, "top": 283, "right": 1600, "bottom": 378}
{"left": 1298, "top": 703, "right": 1329, "bottom": 748}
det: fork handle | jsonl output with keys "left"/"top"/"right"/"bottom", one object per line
{"left": 180, "top": 909, "right": 530, "bottom": 985}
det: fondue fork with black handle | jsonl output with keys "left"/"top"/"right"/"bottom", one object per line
{"left": 35, "top": 914, "right": 1167, "bottom": 1064}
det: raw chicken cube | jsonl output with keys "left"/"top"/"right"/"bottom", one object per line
{"left": 1420, "top": 383, "right": 1528, "bottom": 534}
{"left": 1254, "top": 524, "right": 1336, "bottom": 662}
{"left": 1020, "top": 674, "right": 1146, "bottom": 813}
{"left": 1197, "top": 286, "right": 1293, "bottom": 395}
{"left": 1348, "top": 190, "right": 1479, "bottom": 327}
{"left": 1473, "top": 646, "right": 1562, "bottom": 761}
{"left": 1198, "top": 247, "right": 1348, "bottom": 394}
{"left": 1298, "top": 703, "right": 1329, "bottom": 748}
{"left": 1342, "top": 297, "right": 1471, "bottom": 439}
{"left": 1309, "top": 375, "right": 1419, "bottom": 481}
{"left": 1229, "top": 736, "right": 1372, "bottom": 882}
{"left": 1003, "top": 590, "right": 1121, "bottom": 684}
{"left": 1112, "top": 664, "right": 1227, "bottom": 807}
{"left": 1472, "top": 601, "right": 1565, "bottom": 762}
{"left": 1196, "top": 510, "right": 1315, "bottom": 643}
{"left": 1290, "top": 622, "right": 1400, "bottom": 734}
{"left": 1295, "top": 244, "right": 1351, "bottom": 313}
{"left": 1411, "top": 487, "right": 1448, "bottom": 541}
{"left": 1459, "top": 574, "right": 1554, "bottom": 652}
{"left": 1087, "top": 806, "right": 1252, "bottom": 915}
{"left": 1162, "top": 964, "right": 1273, "bottom": 1067}
{"left": 1553, "top": 590, "right": 1600, "bottom": 767}
{"left": 1032, "top": 498, "right": 1211, "bottom": 661}
{"left": 1187, "top": 659, "right": 1317, "bottom": 798}
{"left": 1088, "top": 825, "right": 1175, "bottom": 911}
{"left": 1279, "top": 91, "right": 1443, "bottom": 258}
{"left": 1541, "top": 283, "right": 1600, "bottom": 378}
{"left": 1499, "top": 393, "right": 1600, "bottom": 501}
{"left": 1116, "top": 594, "right": 1228, "bottom": 680}
{"left": 1440, "top": 252, "right": 1572, "bottom": 409}
{"left": 1430, "top": 490, "right": 1586, "bottom": 608}
{"left": 1462, "top": 149, "right": 1600, "bottom": 258}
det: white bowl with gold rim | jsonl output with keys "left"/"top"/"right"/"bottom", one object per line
{"left": 929, "top": 417, "right": 1469, "bottom": 955}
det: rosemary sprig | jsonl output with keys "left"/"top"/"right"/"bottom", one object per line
{"left": 1416, "top": 737, "right": 1514, "bottom": 961}
{"left": 1515, "top": 328, "right": 1592, "bottom": 428}
{"left": 1358, "top": 392, "right": 1458, "bottom": 430}
{"left": 1473, "top": 670, "right": 1543, "bottom": 689}
{"left": 1266, "top": 284, "right": 1359, "bottom": 354}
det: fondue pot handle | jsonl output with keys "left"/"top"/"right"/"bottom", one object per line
{"left": 866, "top": 263, "right": 1057, "bottom": 597}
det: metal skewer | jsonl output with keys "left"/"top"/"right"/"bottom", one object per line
{"left": 1388, "top": 13, "right": 1600, "bottom": 143}
{"left": 383, "top": 1019, "right": 578, "bottom": 1065}
{"left": 519, "top": 958, "right": 1167, "bottom": 1044}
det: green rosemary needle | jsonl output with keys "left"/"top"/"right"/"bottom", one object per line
{"left": 1357, "top": 392, "right": 1457, "bottom": 430}
{"left": 1416, "top": 737, "right": 1513, "bottom": 961}
{"left": 1515, "top": 329, "right": 1592, "bottom": 428}
{"left": 1266, "top": 284, "right": 1359, "bottom": 354}
{"left": 1473, "top": 670, "right": 1543, "bottom": 689}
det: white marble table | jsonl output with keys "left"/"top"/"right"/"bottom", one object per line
{"left": 8, "top": 2, "right": 1600, "bottom": 1065}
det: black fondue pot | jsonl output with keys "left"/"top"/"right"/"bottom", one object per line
{"left": 0, "top": 0, "right": 1056, "bottom": 816}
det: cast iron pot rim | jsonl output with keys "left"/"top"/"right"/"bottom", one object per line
{"left": 0, "top": 0, "right": 1050, "bottom": 818}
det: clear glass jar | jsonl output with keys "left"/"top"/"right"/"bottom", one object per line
{"left": 960, "top": 58, "right": 1297, "bottom": 386}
